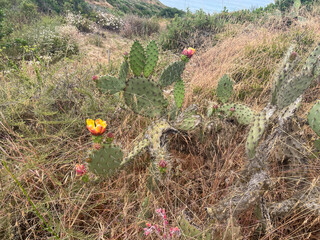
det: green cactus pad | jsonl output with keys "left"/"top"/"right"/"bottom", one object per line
{"left": 308, "top": 100, "right": 320, "bottom": 137}
{"left": 88, "top": 144, "right": 124, "bottom": 177}
{"left": 246, "top": 111, "right": 268, "bottom": 158}
{"left": 178, "top": 214, "right": 212, "bottom": 240}
{"left": 96, "top": 75, "right": 126, "bottom": 94}
{"left": 124, "top": 78, "right": 168, "bottom": 118}
{"left": 129, "top": 40, "right": 146, "bottom": 77}
{"left": 159, "top": 61, "right": 186, "bottom": 87}
{"left": 144, "top": 40, "right": 159, "bottom": 78}
{"left": 119, "top": 60, "right": 129, "bottom": 82}
{"left": 276, "top": 74, "right": 313, "bottom": 109}
{"left": 217, "top": 74, "right": 234, "bottom": 103}
{"left": 220, "top": 103, "right": 255, "bottom": 125}
{"left": 174, "top": 79, "right": 185, "bottom": 109}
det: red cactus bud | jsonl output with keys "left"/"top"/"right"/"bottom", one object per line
{"left": 106, "top": 132, "right": 114, "bottom": 139}
{"left": 213, "top": 104, "right": 219, "bottom": 109}
{"left": 92, "top": 75, "right": 98, "bottom": 81}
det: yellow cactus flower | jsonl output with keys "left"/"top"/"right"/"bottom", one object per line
{"left": 86, "top": 119, "right": 107, "bottom": 136}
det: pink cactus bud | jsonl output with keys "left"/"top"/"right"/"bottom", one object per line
{"left": 159, "top": 160, "right": 167, "bottom": 168}
{"left": 124, "top": 51, "right": 129, "bottom": 56}
{"left": 213, "top": 104, "right": 219, "bottom": 109}
{"left": 92, "top": 75, "right": 98, "bottom": 81}
{"left": 230, "top": 107, "right": 235, "bottom": 112}
{"left": 75, "top": 164, "right": 86, "bottom": 176}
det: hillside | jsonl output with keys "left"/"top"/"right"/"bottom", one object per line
{"left": 1, "top": 0, "right": 320, "bottom": 239}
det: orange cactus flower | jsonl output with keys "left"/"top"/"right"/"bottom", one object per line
{"left": 87, "top": 119, "right": 107, "bottom": 136}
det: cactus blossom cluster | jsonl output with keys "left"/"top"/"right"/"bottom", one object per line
{"left": 143, "top": 208, "right": 180, "bottom": 239}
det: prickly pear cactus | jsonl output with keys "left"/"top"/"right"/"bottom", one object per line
{"left": 119, "top": 60, "right": 129, "bottom": 82}
{"left": 144, "top": 40, "right": 159, "bottom": 78}
{"left": 246, "top": 111, "right": 268, "bottom": 158}
{"left": 124, "top": 78, "right": 168, "bottom": 118}
{"left": 129, "top": 40, "right": 146, "bottom": 77}
{"left": 88, "top": 144, "right": 124, "bottom": 177}
{"left": 275, "top": 44, "right": 320, "bottom": 109}
{"left": 159, "top": 61, "right": 186, "bottom": 87}
{"left": 308, "top": 100, "right": 320, "bottom": 136}
{"left": 178, "top": 214, "right": 212, "bottom": 240}
{"left": 96, "top": 75, "right": 126, "bottom": 94}
{"left": 173, "top": 79, "right": 185, "bottom": 109}
{"left": 217, "top": 74, "right": 234, "bottom": 103}
{"left": 276, "top": 74, "right": 313, "bottom": 109}
{"left": 220, "top": 103, "right": 255, "bottom": 125}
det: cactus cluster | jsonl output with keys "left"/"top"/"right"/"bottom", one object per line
{"left": 212, "top": 74, "right": 255, "bottom": 126}
{"left": 95, "top": 40, "right": 188, "bottom": 119}
{"left": 274, "top": 45, "right": 320, "bottom": 109}
{"left": 124, "top": 78, "right": 168, "bottom": 118}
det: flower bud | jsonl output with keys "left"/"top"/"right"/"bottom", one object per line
{"left": 92, "top": 75, "right": 98, "bottom": 81}
{"left": 75, "top": 164, "right": 86, "bottom": 176}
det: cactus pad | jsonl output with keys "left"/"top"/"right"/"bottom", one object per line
{"left": 96, "top": 75, "right": 126, "bottom": 94}
{"left": 178, "top": 214, "right": 212, "bottom": 240}
{"left": 159, "top": 61, "right": 186, "bottom": 87}
{"left": 129, "top": 40, "right": 146, "bottom": 76}
{"left": 220, "top": 103, "right": 255, "bottom": 125}
{"left": 144, "top": 40, "right": 159, "bottom": 78}
{"left": 173, "top": 79, "right": 185, "bottom": 109}
{"left": 88, "top": 144, "right": 124, "bottom": 177}
{"left": 124, "top": 78, "right": 168, "bottom": 118}
{"left": 217, "top": 74, "right": 234, "bottom": 103}
{"left": 246, "top": 111, "right": 268, "bottom": 158}
{"left": 276, "top": 74, "right": 313, "bottom": 109}
{"left": 308, "top": 100, "right": 320, "bottom": 137}
{"left": 119, "top": 60, "right": 129, "bottom": 82}
{"left": 124, "top": 139, "right": 150, "bottom": 162}
{"left": 174, "top": 105, "right": 202, "bottom": 131}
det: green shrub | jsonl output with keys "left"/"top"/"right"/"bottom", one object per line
{"left": 1, "top": 17, "right": 78, "bottom": 64}
{"left": 120, "top": 15, "right": 160, "bottom": 38}
{"left": 158, "top": 7, "right": 185, "bottom": 18}
{"left": 160, "top": 10, "right": 218, "bottom": 50}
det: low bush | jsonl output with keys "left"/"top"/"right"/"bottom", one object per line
{"left": 0, "top": 17, "right": 79, "bottom": 65}
{"left": 120, "top": 15, "right": 160, "bottom": 38}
